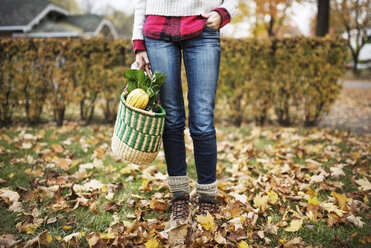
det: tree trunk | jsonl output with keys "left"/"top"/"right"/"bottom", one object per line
{"left": 352, "top": 53, "right": 359, "bottom": 76}
{"left": 316, "top": 0, "right": 330, "bottom": 37}
{"left": 268, "top": 17, "right": 275, "bottom": 37}
{"left": 54, "top": 107, "right": 65, "bottom": 126}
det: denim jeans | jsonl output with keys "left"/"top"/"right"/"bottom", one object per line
{"left": 144, "top": 26, "right": 221, "bottom": 184}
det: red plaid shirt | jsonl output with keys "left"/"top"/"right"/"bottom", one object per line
{"left": 133, "top": 8, "right": 230, "bottom": 53}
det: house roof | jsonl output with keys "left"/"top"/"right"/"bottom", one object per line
{"left": 0, "top": 0, "right": 49, "bottom": 26}
{"left": 31, "top": 19, "right": 82, "bottom": 33}
{"left": 0, "top": 0, "right": 68, "bottom": 31}
{"left": 0, "top": 0, "right": 118, "bottom": 38}
{"left": 62, "top": 14, "right": 104, "bottom": 33}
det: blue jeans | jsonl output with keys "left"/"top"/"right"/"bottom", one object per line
{"left": 145, "top": 26, "right": 221, "bottom": 184}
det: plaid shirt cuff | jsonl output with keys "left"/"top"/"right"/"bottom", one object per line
{"left": 212, "top": 8, "right": 231, "bottom": 29}
{"left": 133, "top": 40, "right": 146, "bottom": 53}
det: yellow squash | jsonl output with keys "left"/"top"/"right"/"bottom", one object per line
{"left": 126, "top": 89, "right": 149, "bottom": 110}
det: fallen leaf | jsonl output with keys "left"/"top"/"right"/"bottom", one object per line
{"left": 307, "top": 196, "right": 321, "bottom": 205}
{"left": 214, "top": 231, "right": 227, "bottom": 244}
{"left": 354, "top": 178, "right": 371, "bottom": 191}
{"left": 346, "top": 215, "right": 365, "bottom": 227}
{"left": 320, "top": 202, "right": 347, "bottom": 217}
{"left": 52, "top": 144, "right": 64, "bottom": 153}
{"left": 99, "top": 232, "right": 115, "bottom": 239}
{"left": 0, "top": 236, "right": 21, "bottom": 247}
{"left": 149, "top": 199, "right": 168, "bottom": 212}
{"left": 63, "top": 232, "right": 82, "bottom": 242}
{"left": 196, "top": 212, "right": 215, "bottom": 231}
{"left": 230, "top": 192, "right": 248, "bottom": 205}
{"left": 284, "top": 219, "right": 303, "bottom": 232}
{"left": 0, "top": 188, "right": 20, "bottom": 203}
{"left": 331, "top": 192, "right": 349, "bottom": 210}
{"left": 237, "top": 240, "right": 250, "bottom": 248}
{"left": 145, "top": 238, "right": 160, "bottom": 248}
{"left": 56, "top": 158, "right": 70, "bottom": 170}
{"left": 253, "top": 194, "right": 270, "bottom": 211}
{"left": 267, "top": 190, "right": 279, "bottom": 204}
{"left": 284, "top": 236, "right": 305, "bottom": 247}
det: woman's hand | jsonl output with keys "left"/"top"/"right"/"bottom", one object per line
{"left": 135, "top": 51, "right": 151, "bottom": 70}
{"left": 201, "top": 11, "right": 222, "bottom": 30}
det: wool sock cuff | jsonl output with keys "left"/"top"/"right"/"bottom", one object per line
{"left": 196, "top": 180, "right": 218, "bottom": 196}
{"left": 168, "top": 175, "right": 190, "bottom": 193}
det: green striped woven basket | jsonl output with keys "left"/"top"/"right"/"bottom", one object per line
{"left": 111, "top": 91, "right": 166, "bottom": 165}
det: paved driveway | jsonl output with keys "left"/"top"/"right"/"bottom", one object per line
{"left": 319, "top": 80, "right": 371, "bottom": 133}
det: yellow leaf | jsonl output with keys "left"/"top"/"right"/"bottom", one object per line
{"left": 284, "top": 219, "right": 303, "bottom": 232}
{"left": 253, "top": 194, "right": 270, "bottom": 211}
{"left": 99, "top": 232, "right": 115, "bottom": 239}
{"left": 306, "top": 188, "right": 316, "bottom": 197}
{"left": 26, "top": 226, "right": 36, "bottom": 234}
{"left": 145, "top": 238, "right": 160, "bottom": 248}
{"left": 331, "top": 192, "right": 349, "bottom": 210}
{"left": 237, "top": 240, "right": 250, "bottom": 248}
{"left": 307, "top": 196, "right": 321, "bottom": 205}
{"left": 101, "top": 184, "right": 108, "bottom": 193}
{"left": 8, "top": 173, "right": 15, "bottom": 178}
{"left": 196, "top": 212, "right": 215, "bottom": 231}
{"left": 63, "top": 225, "right": 72, "bottom": 230}
{"left": 267, "top": 191, "right": 279, "bottom": 204}
{"left": 47, "top": 233, "right": 53, "bottom": 243}
{"left": 56, "top": 235, "right": 61, "bottom": 241}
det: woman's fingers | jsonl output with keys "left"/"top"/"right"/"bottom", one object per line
{"left": 142, "top": 52, "right": 151, "bottom": 70}
{"left": 202, "top": 11, "right": 222, "bottom": 29}
{"left": 135, "top": 51, "right": 151, "bottom": 70}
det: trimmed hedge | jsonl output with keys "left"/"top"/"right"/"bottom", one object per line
{"left": 218, "top": 37, "right": 347, "bottom": 126}
{"left": 0, "top": 37, "right": 346, "bottom": 126}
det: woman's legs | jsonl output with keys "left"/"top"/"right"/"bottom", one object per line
{"left": 144, "top": 37, "right": 190, "bottom": 194}
{"left": 182, "top": 27, "right": 221, "bottom": 195}
{"left": 145, "top": 27, "right": 221, "bottom": 198}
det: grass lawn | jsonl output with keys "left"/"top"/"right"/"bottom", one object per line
{"left": 0, "top": 122, "right": 370, "bottom": 247}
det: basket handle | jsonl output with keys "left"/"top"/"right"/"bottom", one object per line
{"left": 144, "top": 65, "right": 152, "bottom": 80}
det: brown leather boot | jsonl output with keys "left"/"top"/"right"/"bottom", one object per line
{"left": 170, "top": 191, "right": 191, "bottom": 224}
{"left": 167, "top": 192, "right": 191, "bottom": 247}
{"left": 196, "top": 194, "right": 217, "bottom": 216}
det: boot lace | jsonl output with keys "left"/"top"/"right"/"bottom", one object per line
{"left": 198, "top": 196, "right": 217, "bottom": 216}
{"left": 171, "top": 194, "right": 189, "bottom": 221}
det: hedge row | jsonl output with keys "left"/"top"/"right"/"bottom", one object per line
{"left": 218, "top": 37, "right": 347, "bottom": 126}
{"left": 0, "top": 37, "right": 346, "bottom": 127}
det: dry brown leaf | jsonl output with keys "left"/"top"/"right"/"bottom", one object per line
{"left": 0, "top": 188, "right": 20, "bottom": 203}
{"left": 149, "top": 199, "right": 168, "bottom": 212}
{"left": 52, "top": 144, "right": 64, "bottom": 153}
{"left": 56, "top": 158, "right": 70, "bottom": 170}
{"left": 283, "top": 236, "right": 306, "bottom": 248}
{"left": 354, "top": 178, "right": 371, "bottom": 191}
{"left": 346, "top": 215, "right": 365, "bottom": 227}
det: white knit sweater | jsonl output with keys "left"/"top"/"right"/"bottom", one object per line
{"left": 132, "top": 0, "right": 239, "bottom": 41}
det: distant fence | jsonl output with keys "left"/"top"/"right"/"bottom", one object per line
{"left": 0, "top": 37, "right": 347, "bottom": 126}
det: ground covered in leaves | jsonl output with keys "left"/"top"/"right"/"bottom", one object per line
{"left": 0, "top": 122, "right": 370, "bottom": 247}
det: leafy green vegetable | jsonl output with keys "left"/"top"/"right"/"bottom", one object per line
{"left": 123, "top": 69, "right": 167, "bottom": 112}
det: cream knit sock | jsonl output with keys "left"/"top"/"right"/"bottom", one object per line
{"left": 196, "top": 180, "right": 218, "bottom": 196}
{"left": 168, "top": 176, "right": 190, "bottom": 193}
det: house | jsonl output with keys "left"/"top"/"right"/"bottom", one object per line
{"left": 0, "top": 0, "right": 118, "bottom": 38}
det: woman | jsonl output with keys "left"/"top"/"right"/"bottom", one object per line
{"left": 132, "top": 0, "right": 239, "bottom": 225}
